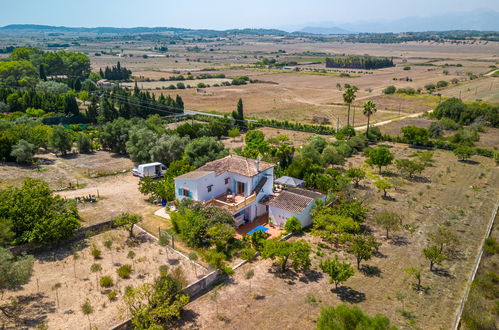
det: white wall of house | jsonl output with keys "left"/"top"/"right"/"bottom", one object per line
{"left": 174, "top": 167, "right": 274, "bottom": 204}
{"left": 269, "top": 195, "right": 325, "bottom": 228}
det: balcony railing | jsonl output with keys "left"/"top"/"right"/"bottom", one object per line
{"left": 208, "top": 193, "right": 257, "bottom": 214}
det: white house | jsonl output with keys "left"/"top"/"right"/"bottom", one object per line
{"left": 268, "top": 188, "right": 325, "bottom": 228}
{"left": 174, "top": 155, "right": 275, "bottom": 226}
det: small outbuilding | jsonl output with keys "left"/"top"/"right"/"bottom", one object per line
{"left": 274, "top": 176, "right": 305, "bottom": 188}
{"left": 268, "top": 188, "right": 325, "bottom": 228}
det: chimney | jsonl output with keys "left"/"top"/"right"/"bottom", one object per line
{"left": 255, "top": 157, "right": 260, "bottom": 172}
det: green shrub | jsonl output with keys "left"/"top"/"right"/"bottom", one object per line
{"left": 91, "top": 248, "right": 102, "bottom": 259}
{"left": 383, "top": 85, "right": 396, "bottom": 94}
{"left": 100, "top": 276, "right": 114, "bottom": 288}
{"left": 484, "top": 237, "right": 498, "bottom": 255}
{"left": 117, "top": 264, "right": 133, "bottom": 279}
{"left": 284, "top": 216, "right": 302, "bottom": 234}
{"left": 108, "top": 290, "right": 118, "bottom": 301}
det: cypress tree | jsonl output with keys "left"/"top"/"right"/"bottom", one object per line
{"left": 175, "top": 95, "right": 184, "bottom": 111}
{"left": 39, "top": 64, "right": 47, "bottom": 81}
{"left": 64, "top": 94, "right": 79, "bottom": 116}
{"left": 86, "top": 97, "right": 98, "bottom": 124}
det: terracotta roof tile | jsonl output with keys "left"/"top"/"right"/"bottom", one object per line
{"left": 197, "top": 155, "right": 274, "bottom": 177}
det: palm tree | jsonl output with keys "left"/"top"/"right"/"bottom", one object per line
{"left": 342, "top": 88, "right": 356, "bottom": 127}
{"left": 363, "top": 100, "right": 377, "bottom": 137}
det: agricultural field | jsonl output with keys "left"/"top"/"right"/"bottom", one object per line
{"left": 181, "top": 145, "right": 499, "bottom": 329}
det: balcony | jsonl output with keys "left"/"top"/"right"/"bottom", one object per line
{"left": 208, "top": 192, "right": 257, "bottom": 214}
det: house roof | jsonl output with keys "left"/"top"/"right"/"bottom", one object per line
{"left": 288, "top": 188, "right": 323, "bottom": 200}
{"left": 269, "top": 189, "right": 324, "bottom": 214}
{"left": 274, "top": 176, "right": 304, "bottom": 187}
{"left": 196, "top": 155, "right": 274, "bottom": 177}
{"left": 175, "top": 170, "right": 212, "bottom": 180}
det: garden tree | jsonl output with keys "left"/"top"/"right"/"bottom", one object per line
{"left": 365, "top": 147, "right": 394, "bottom": 173}
{"left": 170, "top": 201, "right": 234, "bottom": 248}
{"left": 428, "top": 122, "right": 443, "bottom": 137}
{"left": 284, "top": 216, "right": 302, "bottom": 234}
{"left": 228, "top": 128, "right": 240, "bottom": 141}
{"left": 346, "top": 167, "right": 366, "bottom": 188}
{"left": 0, "top": 247, "right": 34, "bottom": 299}
{"left": 451, "top": 128, "right": 480, "bottom": 146}
{"left": 0, "top": 218, "right": 14, "bottom": 246}
{"left": 245, "top": 269, "right": 255, "bottom": 293}
{"left": 90, "top": 263, "right": 102, "bottom": 288}
{"left": 412, "top": 150, "right": 433, "bottom": 166}
{"left": 319, "top": 256, "right": 355, "bottom": 289}
{"left": 126, "top": 127, "right": 159, "bottom": 163}
{"left": 0, "top": 60, "right": 37, "bottom": 86}
{"left": 86, "top": 97, "right": 98, "bottom": 124}
{"left": 429, "top": 227, "right": 460, "bottom": 256}
{"left": 149, "top": 134, "right": 189, "bottom": 166}
{"left": 348, "top": 235, "right": 381, "bottom": 270}
{"left": 317, "top": 304, "right": 396, "bottom": 330}
{"left": 405, "top": 266, "right": 423, "bottom": 291}
{"left": 374, "top": 178, "right": 392, "bottom": 198}
{"left": 0, "top": 130, "right": 18, "bottom": 162}
{"left": 76, "top": 134, "right": 92, "bottom": 153}
{"left": 395, "top": 159, "right": 425, "bottom": 179}
{"left": 63, "top": 93, "right": 79, "bottom": 116}
{"left": 453, "top": 145, "right": 475, "bottom": 161}
{"left": 207, "top": 223, "right": 236, "bottom": 252}
{"left": 240, "top": 248, "right": 257, "bottom": 261}
{"left": 0, "top": 179, "right": 80, "bottom": 244}
{"left": 261, "top": 239, "right": 311, "bottom": 272}
{"left": 243, "top": 230, "right": 267, "bottom": 251}
{"left": 312, "top": 213, "right": 360, "bottom": 244}
{"left": 401, "top": 125, "right": 429, "bottom": 145}
{"left": 321, "top": 145, "right": 345, "bottom": 166}
{"left": 80, "top": 299, "right": 94, "bottom": 329}
{"left": 10, "top": 139, "right": 35, "bottom": 164}
{"left": 184, "top": 136, "right": 228, "bottom": 167}
{"left": 99, "top": 117, "right": 133, "bottom": 154}
{"left": 242, "top": 130, "right": 269, "bottom": 158}
{"left": 52, "top": 282, "right": 61, "bottom": 308}
{"left": 362, "top": 100, "right": 377, "bottom": 138}
{"left": 99, "top": 97, "right": 118, "bottom": 123}
{"left": 372, "top": 210, "right": 402, "bottom": 239}
{"left": 423, "top": 245, "right": 445, "bottom": 271}
{"left": 49, "top": 125, "right": 72, "bottom": 156}
{"left": 113, "top": 213, "right": 142, "bottom": 238}
{"left": 383, "top": 85, "right": 396, "bottom": 94}
{"left": 139, "top": 160, "right": 195, "bottom": 202}
{"left": 433, "top": 97, "right": 467, "bottom": 122}
{"left": 175, "top": 95, "right": 184, "bottom": 110}
{"left": 342, "top": 87, "right": 357, "bottom": 127}
{"left": 35, "top": 80, "right": 68, "bottom": 94}
{"left": 232, "top": 98, "right": 246, "bottom": 129}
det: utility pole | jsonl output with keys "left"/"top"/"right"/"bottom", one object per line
{"left": 336, "top": 116, "right": 340, "bottom": 132}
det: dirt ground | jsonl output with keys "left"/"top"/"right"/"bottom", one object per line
{"left": 181, "top": 145, "right": 499, "bottom": 329}
{"left": 4, "top": 229, "right": 208, "bottom": 330}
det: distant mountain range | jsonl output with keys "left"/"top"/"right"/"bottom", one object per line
{"left": 297, "top": 9, "right": 499, "bottom": 34}
{"left": 0, "top": 24, "right": 289, "bottom": 36}
{"left": 1, "top": 10, "right": 498, "bottom": 37}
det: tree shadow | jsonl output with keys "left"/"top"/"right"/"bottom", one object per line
{"left": 374, "top": 251, "right": 388, "bottom": 259}
{"left": 410, "top": 176, "right": 430, "bottom": 183}
{"left": 459, "top": 159, "right": 479, "bottom": 165}
{"left": 267, "top": 265, "right": 300, "bottom": 285}
{"left": 254, "top": 295, "right": 266, "bottom": 300}
{"left": 167, "top": 258, "right": 180, "bottom": 265}
{"left": 431, "top": 267, "right": 454, "bottom": 279}
{"left": 360, "top": 265, "right": 381, "bottom": 277}
{"left": 391, "top": 235, "right": 411, "bottom": 246}
{"left": 381, "top": 171, "right": 398, "bottom": 178}
{"left": 59, "top": 153, "right": 80, "bottom": 160}
{"left": 299, "top": 269, "right": 324, "bottom": 284}
{"left": 2, "top": 293, "right": 56, "bottom": 328}
{"left": 332, "top": 286, "right": 366, "bottom": 303}
{"left": 175, "top": 309, "right": 200, "bottom": 328}
{"left": 382, "top": 195, "right": 397, "bottom": 202}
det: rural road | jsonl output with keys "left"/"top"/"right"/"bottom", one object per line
{"left": 354, "top": 109, "right": 434, "bottom": 131}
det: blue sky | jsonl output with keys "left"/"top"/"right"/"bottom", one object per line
{"left": 1, "top": 0, "right": 498, "bottom": 29}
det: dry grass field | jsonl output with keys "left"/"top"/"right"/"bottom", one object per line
{"left": 180, "top": 145, "right": 499, "bottom": 329}
{"left": 88, "top": 40, "right": 499, "bottom": 126}
{"left": 3, "top": 229, "right": 208, "bottom": 330}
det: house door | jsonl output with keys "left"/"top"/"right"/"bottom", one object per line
{"left": 236, "top": 181, "right": 245, "bottom": 195}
